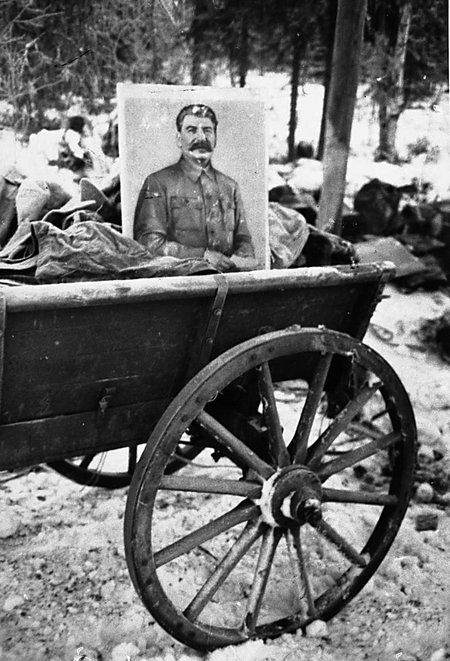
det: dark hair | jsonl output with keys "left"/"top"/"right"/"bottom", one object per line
{"left": 176, "top": 104, "right": 218, "bottom": 132}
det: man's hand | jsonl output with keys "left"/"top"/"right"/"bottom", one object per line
{"left": 204, "top": 249, "right": 236, "bottom": 272}
{"left": 230, "top": 255, "right": 260, "bottom": 271}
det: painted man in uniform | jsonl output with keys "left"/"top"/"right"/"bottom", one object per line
{"left": 134, "top": 104, "right": 257, "bottom": 272}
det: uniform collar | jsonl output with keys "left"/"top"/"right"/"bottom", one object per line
{"left": 179, "top": 156, "right": 216, "bottom": 183}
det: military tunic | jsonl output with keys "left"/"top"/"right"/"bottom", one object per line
{"left": 134, "top": 157, "right": 255, "bottom": 260}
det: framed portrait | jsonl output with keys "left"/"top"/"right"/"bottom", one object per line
{"left": 117, "top": 83, "right": 269, "bottom": 269}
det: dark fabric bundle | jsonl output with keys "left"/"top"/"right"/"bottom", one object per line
{"left": 32, "top": 220, "right": 217, "bottom": 282}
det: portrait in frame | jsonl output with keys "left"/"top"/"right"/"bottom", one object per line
{"left": 117, "top": 83, "right": 269, "bottom": 269}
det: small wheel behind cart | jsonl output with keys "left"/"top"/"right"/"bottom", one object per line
{"left": 48, "top": 441, "right": 200, "bottom": 489}
{"left": 124, "top": 328, "right": 416, "bottom": 651}
{"left": 48, "top": 446, "right": 142, "bottom": 489}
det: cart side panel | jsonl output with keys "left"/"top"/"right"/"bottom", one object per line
{"left": 0, "top": 400, "right": 169, "bottom": 471}
{"left": 3, "top": 279, "right": 377, "bottom": 425}
{"left": 1, "top": 297, "right": 210, "bottom": 423}
{"left": 210, "top": 279, "right": 382, "bottom": 360}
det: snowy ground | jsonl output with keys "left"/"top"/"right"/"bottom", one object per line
{"left": 1, "top": 74, "right": 450, "bottom": 661}
{"left": 1, "top": 283, "right": 449, "bottom": 661}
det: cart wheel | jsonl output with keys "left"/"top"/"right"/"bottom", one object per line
{"left": 48, "top": 446, "right": 142, "bottom": 489}
{"left": 48, "top": 441, "right": 201, "bottom": 489}
{"left": 124, "top": 328, "right": 416, "bottom": 651}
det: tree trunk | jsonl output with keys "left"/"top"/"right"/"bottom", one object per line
{"left": 317, "top": 0, "right": 338, "bottom": 160}
{"left": 317, "top": 0, "right": 367, "bottom": 234}
{"left": 376, "top": 2, "right": 412, "bottom": 162}
{"left": 191, "top": 0, "right": 203, "bottom": 84}
{"left": 148, "top": 0, "right": 163, "bottom": 80}
{"left": 287, "top": 33, "right": 303, "bottom": 162}
{"left": 238, "top": 10, "right": 249, "bottom": 87}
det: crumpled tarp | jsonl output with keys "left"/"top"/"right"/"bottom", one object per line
{"left": 33, "top": 220, "right": 217, "bottom": 282}
{"left": 268, "top": 202, "right": 310, "bottom": 268}
{"left": 0, "top": 220, "right": 217, "bottom": 283}
{"left": 0, "top": 165, "right": 24, "bottom": 246}
{"left": 0, "top": 220, "right": 38, "bottom": 274}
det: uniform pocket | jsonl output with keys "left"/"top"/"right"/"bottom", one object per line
{"left": 170, "top": 196, "right": 205, "bottom": 244}
{"left": 206, "top": 199, "right": 235, "bottom": 253}
{"left": 222, "top": 200, "right": 236, "bottom": 231}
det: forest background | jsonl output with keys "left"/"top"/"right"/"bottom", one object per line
{"left": 0, "top": 0, "right": 448, "bottom": 168}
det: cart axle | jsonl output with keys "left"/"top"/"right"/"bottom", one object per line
{"left": 257, "top": 465, "right": 323, "bottom": 528}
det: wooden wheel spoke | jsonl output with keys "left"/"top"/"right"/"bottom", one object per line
{"left": 311, "top": 519, "right": 369, "bottom": 567}
{"left": 348, "top": 421, "right": 384, "bottom": 440}
{"left": 184, "top": 520, "right": 263, "bottom": 621}
{"left": 243, "top": 527, "right": 282, "bottom": 633}
{"left": 287, "top": 528, "right": 317, "bottom": 619}
{"left": 79, "top": 454, "right": 96, "bottom": 470}
{"left": 160, "top": 475, "right": 262, "bottom": 499}
{"left": 291, "top": 353, "right": 333, "bottom": 464}
{"left": 323, "top": 487, "right": 398, "bottom": 506}
{"left": 258, "top": 362, "right": 290, "bottom": 467}
{"left": 318, "top": 431, "right": 401, "bottom": 481}
{"left": 307, "top": 381, "right": 383, "bottom": 468}
{"left": 154, "top": 501, "right": 259, "bottom": 568}
{"left": 197, "top": 411, "right": 274, "bottom": 480}
{"left": 128, "top": 446, "right": 137, "bottom": 474}
{"left": 371, "top": 408, "right": 390, "bottom": 421}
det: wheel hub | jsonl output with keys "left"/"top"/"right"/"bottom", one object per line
{"left": 257, "top": 465, "right": 323, "bottom": 528}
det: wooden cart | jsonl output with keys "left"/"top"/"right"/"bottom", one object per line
{"left": 0, "top": 263, "right": 416, "bottom": 652}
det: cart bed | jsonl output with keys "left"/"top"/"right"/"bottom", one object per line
{"left": 0, "top": 263, "right": 393, "bottom": 470}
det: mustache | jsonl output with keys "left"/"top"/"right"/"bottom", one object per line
{"left": 189, "top": 140, "right": 213, "bottom": 152}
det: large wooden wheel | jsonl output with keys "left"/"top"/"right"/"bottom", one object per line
{"left": 124, "top": 328, "right": 416, "bottom": 651}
